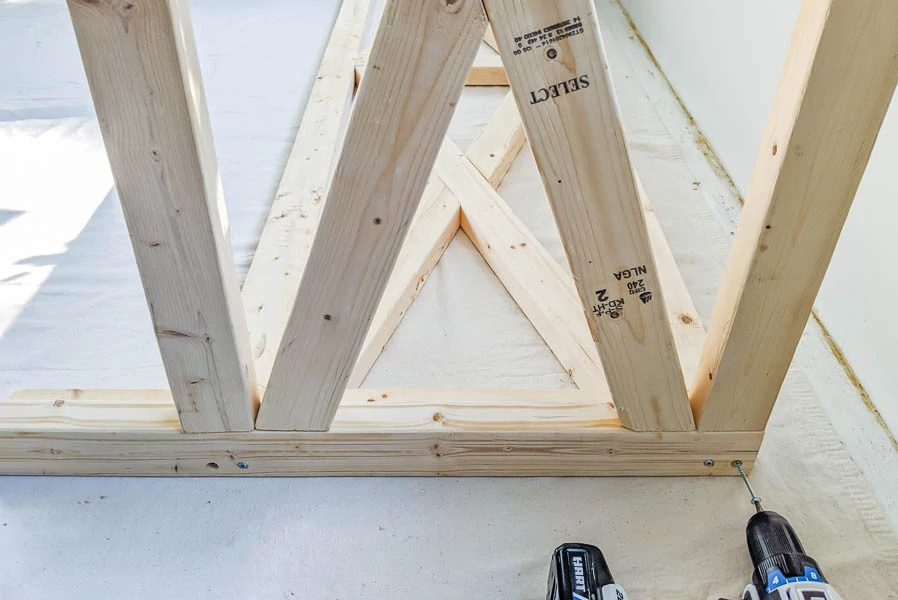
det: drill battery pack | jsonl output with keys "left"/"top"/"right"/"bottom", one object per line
{"left": 546, "top": 543, "right": 629, "bottom": 600}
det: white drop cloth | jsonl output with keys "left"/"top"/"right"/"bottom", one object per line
{"left": 0, "top": 1, "right": 896, "bottom": 598}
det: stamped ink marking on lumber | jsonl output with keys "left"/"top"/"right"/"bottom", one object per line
{"left": 614, "top": 265, "right": 648, "bottom": 281}
{"left": 592, "top": 265, "right": 654, "bottom": 319}
{"left": 511, "top": 15, "right": 584, "bottom": 55}
{"left": 592, "top": 289, "right": 625, "bottom": 320}
{"left": 508, "top": 15, "right": 591, "bottom": 105}
{"left": 616, "top": 265, "right": 654, "bottom": 305}
{"left": 529, "top": 75, "right": 590, "bottom": 104}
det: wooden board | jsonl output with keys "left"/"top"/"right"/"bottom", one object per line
{"left": 693, "top": 0, "right": 898, "bottom": 431}
{"left": 483, "top": 24, "right": 500, "bottom": 54}
{"left": 462, "top": 92, "right": 706, "bottom": 389}
{"left": 637, "top": 178, "right": 706, "bottom": 388}
{"left": 466, "top": 91, "right": 528, "bottom": 188}
{"left": 482, "top": 0, "right": 692, "bottom": 431}
{"left": 347, "top": 91, "right": 703, "bottom": 397}
{"left": 439, "top": 143, "right": 610, "bottom": 393}
{"left": 347, "top": 184, "right": 460, "bottom": 387}
{"left": 242, "top": 0, "right": 372, "bottom": 394}
{"left": 467, "top": 51, "right": 507, "bottom": 86}
{"left": 0, "top": 390, "right": 760, "bottom": 476}
{"left": 356, "top": 51, "right": 507, "bottom": 87}
{"left": 2, "top": 0, "right": 779, "bottom": 479}
{"left": 67, "top": 0, "right": 257, "bottom": 432}
{"left": 347, "top": 92, "right": 528, "bottom": 388}
{"left": 257, "top": 0, "right": 487, "bottom": 431}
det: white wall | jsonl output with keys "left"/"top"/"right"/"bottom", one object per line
{"left": 621, "top": 0, "right": 898, "bottom": 437}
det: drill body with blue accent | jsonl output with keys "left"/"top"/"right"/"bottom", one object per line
{"left": 737, "top": 509, "right": 842, "bottom": 600}
{"left": 727, "top": 462, "right": 843, "bottom": 600}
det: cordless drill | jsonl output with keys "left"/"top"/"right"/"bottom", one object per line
{"left": 546, "top": 543, "right": 629, "bottom": 600}
{"left": 725, "top": 461, "right": 844, "bottom": 600}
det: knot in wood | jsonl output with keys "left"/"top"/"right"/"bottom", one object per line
{"left": 440, "top": 0, "right": 463, "bottom": 14}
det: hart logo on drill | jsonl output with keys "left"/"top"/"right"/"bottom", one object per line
{"left": 549, "top": 544, "right": 626, "bottom": 600}
{"left": 571, "top": 555, "right": 587, "bottom": 594}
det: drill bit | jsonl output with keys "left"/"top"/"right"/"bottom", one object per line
{"left": 732, "top": 460, "right": 763, "bottom": 513}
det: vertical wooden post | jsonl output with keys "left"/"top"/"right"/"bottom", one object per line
{"left": 68, "top": 0, "right": 258, "bottom": 432}
{"left": 693, "top": 0, "right": 898, "bottom": 431}
{"left": 256, "top": 0, "right": 487, "bottom": 431}
{"left": 483, "top": 0, "right": 693, "bottom": 431}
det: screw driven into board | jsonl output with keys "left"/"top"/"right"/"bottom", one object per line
{"left": 732, "top": 460, "right": 763, "bottom": 512}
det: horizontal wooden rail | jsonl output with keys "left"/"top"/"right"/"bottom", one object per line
{"left": 0, "top": 389, "right": 760, "bottom": 476}
{"left": 355, "top": 51, "right": 507, "bottom": 87}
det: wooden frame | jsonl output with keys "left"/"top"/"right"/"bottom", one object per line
{"left": 2, "top": 0, "right": 896, "bottom": 475}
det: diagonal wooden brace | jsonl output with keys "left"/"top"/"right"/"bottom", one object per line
{"left": 693, "top": 0, "right": 898, "bottom": 431}
{"left": 482, "top": 0, "right": 694, "bottom": 431}
{"left": 257, "top": 0, "right": 488, "bottom": 431}
{"left": 68, "top": 0, "right": 258, "bottom": 432}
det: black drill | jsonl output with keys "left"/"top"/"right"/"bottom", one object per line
{"left": 723, "top": 461, "right": 843, "bottom": 600}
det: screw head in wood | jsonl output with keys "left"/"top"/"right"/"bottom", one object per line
{"left": 236, "top": 461, "right": 249, "bottom": 469}
{"left": 704, "top": 459, "right": 715, "bottom": 467}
